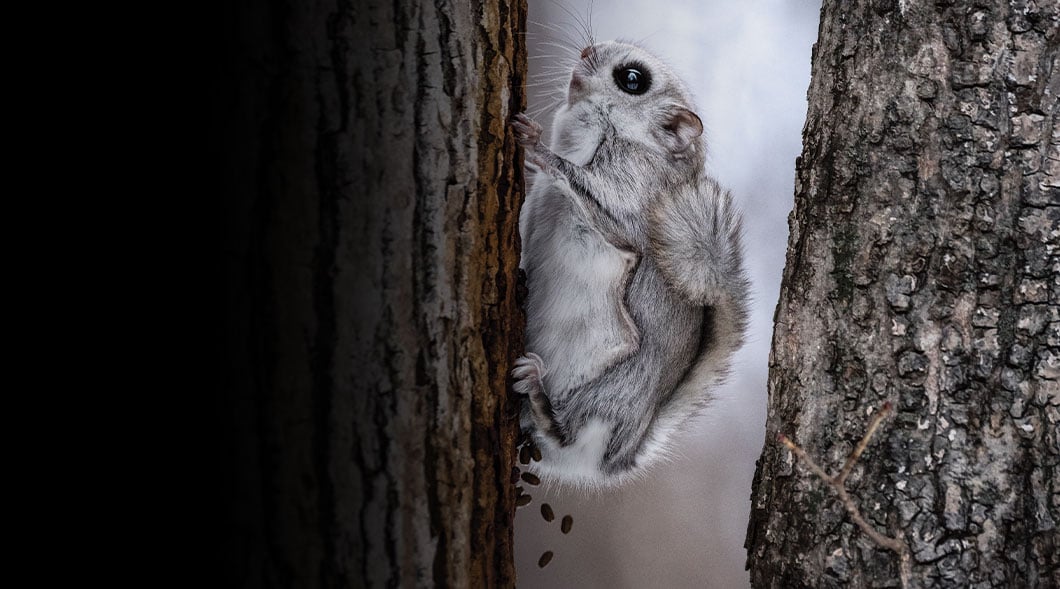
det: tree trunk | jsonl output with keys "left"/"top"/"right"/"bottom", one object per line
{"left": 747, "top": 1, "right": 1058, "bottom": 588}
{"left": 217, "top": 0, "right": 527, "bottom": 586}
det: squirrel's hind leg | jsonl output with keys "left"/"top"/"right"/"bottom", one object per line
{"left": 513, "top": 353, "right": 566, "bottom": 443}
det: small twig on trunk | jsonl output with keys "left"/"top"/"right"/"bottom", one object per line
{"left": 778, "top": 402, "right": 912, "bottom": 589}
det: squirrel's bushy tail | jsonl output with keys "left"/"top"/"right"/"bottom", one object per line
{"left": 648, "top": 176, "right": 749, "bottom": 309}
{"left": 645, "top": 176, "right": 750, "bottom": 430}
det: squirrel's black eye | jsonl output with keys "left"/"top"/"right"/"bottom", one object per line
{"left": 614, "top": 66, "right": 650, "bottom": 95}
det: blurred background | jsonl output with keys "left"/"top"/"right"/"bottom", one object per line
{"left": 516, "top": 1, "right": 822, "bottom": 587}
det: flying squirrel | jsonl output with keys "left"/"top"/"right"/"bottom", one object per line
{"left": 511, "top": 40, "right": 750, "bottom": 488}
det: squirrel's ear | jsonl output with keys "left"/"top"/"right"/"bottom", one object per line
{"left": 656, "top": 106, "right": 703, "bottom": 156}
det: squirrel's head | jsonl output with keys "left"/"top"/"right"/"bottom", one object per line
{"left": 554, "top": 41, "right": 704, "bottom": 162}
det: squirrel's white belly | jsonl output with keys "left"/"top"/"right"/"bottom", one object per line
{"left": 523, "top": 188, "right": 638, "bottom": 396}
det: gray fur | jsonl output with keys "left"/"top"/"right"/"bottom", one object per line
{"left": 512, "top": 41, "right": 749, "bottom": 488}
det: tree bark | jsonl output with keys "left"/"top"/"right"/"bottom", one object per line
{"left": 217, "top": 0, "right": 527, "bottom": 586}
{"left": 747, "top": 1, "right": 1058, "bottom": 588}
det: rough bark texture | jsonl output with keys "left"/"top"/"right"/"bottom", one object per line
{"left": 747, "top": 1, "right": 1058, "bottom": 588}
{"left": 218, "top": 0, "right": 527, "bottom": 586}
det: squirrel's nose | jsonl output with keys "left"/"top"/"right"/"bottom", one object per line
{"left": 580, "top": 46, "right": 594, "bottom": 60}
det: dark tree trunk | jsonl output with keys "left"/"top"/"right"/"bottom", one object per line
{"left": 217, "top": 0, "right": 527, "bottom": 586}
{"left": 747, "top": 1, "right": 1058, "bottom": 588}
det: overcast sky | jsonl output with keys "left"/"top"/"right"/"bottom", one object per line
{"left": 517, "top": 1, "right": 822, "bottom": 587}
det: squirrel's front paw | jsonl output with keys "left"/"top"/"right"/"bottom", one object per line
{"left": 510, "top": 113, "right": 543, "bottom": 149}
